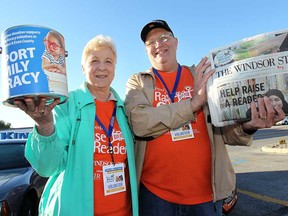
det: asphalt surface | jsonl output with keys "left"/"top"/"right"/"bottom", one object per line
{"left": 226, "top": 125, "right": 288, "bottom": 216}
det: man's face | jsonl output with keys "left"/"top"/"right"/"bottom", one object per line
{"left": 145, "top": 28, "right": 178, "bottom": 70}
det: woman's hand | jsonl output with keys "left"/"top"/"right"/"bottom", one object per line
{"left": 14, "top": 97, "right": 60, "bottom": 136}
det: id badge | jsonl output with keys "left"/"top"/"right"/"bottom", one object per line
{"left": 171, "top": 123, "right": 194, "bottom": 141}
{"left": 102, "top": 163, "right": 126, "bottom": 196}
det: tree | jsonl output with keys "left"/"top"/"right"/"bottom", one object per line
{"left": 0, "top": 120, "right": 11, "bottom": 130}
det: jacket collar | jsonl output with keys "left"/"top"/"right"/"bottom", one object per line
{"left": 72, "top": 82, "right": 124, "bottom": 110}
{"left": 140, "top": 65, "right": 194, "bottom": 76}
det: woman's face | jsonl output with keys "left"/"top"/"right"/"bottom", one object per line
{"left": 269, "top": 95, "right": 283, "bottom": 109}
{"left": 82, "top": 46, "right": 116, "bottom": 90}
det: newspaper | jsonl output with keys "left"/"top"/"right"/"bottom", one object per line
{"left": 206, "top": 29, "right": 288, "bottom": 126}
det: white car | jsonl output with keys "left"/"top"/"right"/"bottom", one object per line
{"left": 283, "top": 116, "right": 288, "bottom": 125}
{"left": 276, "top": 116, "right": 288, "bottom": 125}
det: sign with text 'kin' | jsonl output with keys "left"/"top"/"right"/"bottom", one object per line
{"left": 1, "top": 25, "right": 68, "bottom": 107}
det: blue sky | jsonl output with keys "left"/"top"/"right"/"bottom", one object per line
{"left": 1, "top": 0, "right": 287, "bottom": 128}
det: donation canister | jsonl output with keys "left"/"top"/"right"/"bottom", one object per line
{"left": 0, "top": 25, "right": 68, "bottom": 107}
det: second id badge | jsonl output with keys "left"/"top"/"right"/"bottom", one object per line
{"left": 102, "top": 163, "right": 126, "bottom": 196}
{"left": 171, "top": 123, "right": 194, "bottom": 141}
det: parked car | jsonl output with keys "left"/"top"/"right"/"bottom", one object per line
{"left": 283, "top": 116, "right": 288, "bottom": 125}
{"left": 0, "top": 127, "right": 48, "bottom": 216}
{"left": 276, "top": 116, "right": 288, "bottom": 125}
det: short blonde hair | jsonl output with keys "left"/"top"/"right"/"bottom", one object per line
{"left": 81, "top": 35, "right": 117, "bottom": 65}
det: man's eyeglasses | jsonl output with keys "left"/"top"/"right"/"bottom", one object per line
{"left": 44, "top": 39, "right": 61, "bottom": 50}
{"left": 145, "top": 33, "right": 174, "bottom": 47}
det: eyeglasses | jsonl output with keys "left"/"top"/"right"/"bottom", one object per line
{"left": 145, "top": 33, "right": 174, "bottom": 47}
{"left": 44, "top": 39, "right": 61, "bottom": 50}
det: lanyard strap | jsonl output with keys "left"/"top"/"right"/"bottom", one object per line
{"left": 153, "top": 64, "right": 182, "bottom": 103}
{"left": 95, "top": 104, "right": 117, "bottom": 164}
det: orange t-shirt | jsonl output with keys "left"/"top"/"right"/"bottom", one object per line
{"left": 93, "top": 99, "right": 131, "bottom": 216}
{"left": 141, "top": 67, "right": 213, "bottom": 204}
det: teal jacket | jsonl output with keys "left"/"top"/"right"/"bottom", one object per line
{"left": 25, "top": 82, "right": 139, "bottom": 216}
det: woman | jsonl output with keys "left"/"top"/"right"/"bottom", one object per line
{"left": 14, "top": 35, "right": 138, "bottom": 216}
{"left": 265, "top": 89, "right": 288, "bottom": 114}
{"left": 246, "top": 89, "right": 288, "bottom": 119}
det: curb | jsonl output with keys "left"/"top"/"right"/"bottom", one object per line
{"left": 262, "top": 143, "right": 288, "bottom": 154}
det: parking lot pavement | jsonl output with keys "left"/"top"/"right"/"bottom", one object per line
{"left": 226, "top": 125, "right": 288, "bottom": 216}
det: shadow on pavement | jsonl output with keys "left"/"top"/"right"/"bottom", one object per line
{"left": 228, "top": 171, "right": 288, "bottom": 216}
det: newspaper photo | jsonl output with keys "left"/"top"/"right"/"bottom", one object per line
{"left": 206, "top": 29, "right": 288, "bottom": 126}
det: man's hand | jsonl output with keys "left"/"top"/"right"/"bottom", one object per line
{"left": 191, "top": 57, "right": 215, "bottom": 112}
{"left": 243, "top": 96, "right": 286, "bottom": 131}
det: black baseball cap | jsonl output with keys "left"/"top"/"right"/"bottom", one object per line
{"left": 140, "top": 19, "right": 174, "bottom": 42}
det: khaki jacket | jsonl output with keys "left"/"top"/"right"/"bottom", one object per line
{"left": 124, "top": 65, "right": 253, "bottom": 202}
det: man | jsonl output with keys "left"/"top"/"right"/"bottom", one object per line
{"left": 124, "top": 20, "right": 284, "bottom": 216}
